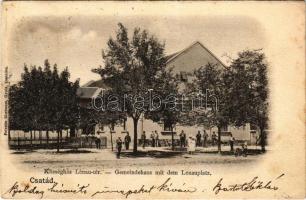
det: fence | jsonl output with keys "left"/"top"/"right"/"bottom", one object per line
{"left": 8, "top": 136, "right": 107, "bottom": 150}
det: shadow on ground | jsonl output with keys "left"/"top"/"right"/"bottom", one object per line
{"left": 121, "top": 149, "right": 264, "bottom": 158}
{"left": 49, "top": 149, "right": 94, "bottom": 154}
{"left": 11, "top": 149, "right": 94, "bottom": 154}
{"left": 11, "top": 150, "right": 36, "bottom": 154}
{"left": 121, "top": 150, "right": 184, "bottom": 158}
{"left": 203, "top": 149, "right": 264, "bottom": 156}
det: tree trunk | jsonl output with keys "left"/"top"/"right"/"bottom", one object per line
{"left": 39, "top": 131, "right": 42, "bottom": 145}
{"left": 70, "top": 127, "right": 75, "bottom": 137}
{"left": 260, "top": 127, "right": 266, "bottom": 152}
{"left": 46, "top": 130, "right": 49, "bottom": 148}
{"left": 217, "top": 126, "right": 221, "bottom": 153}
{"left": 57, "top": 130, "right": 60, "bottom": 153}
{"left": 8, "top": 128, "right": 11, "bottom": 141}
{"left": 60, "top": 130, "right": 62, "bottom": 143}
{"left": 17, "top": 132, "right": 20, "bottom": 150}
{"left": 30, "top": 130, "right": 33, "bottom": 149}
{"left": 110, "top": 129, "right": 113, "bottom": 152}
{"left": 133, "top": 118, "right": 139, "bottom": 153}
{"left": 171, "top": 125, "right": 174, "bottom": 151}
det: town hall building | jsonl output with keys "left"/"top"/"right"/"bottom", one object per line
{"left": 77, "top": 41, "right": 258, "bottom": 146}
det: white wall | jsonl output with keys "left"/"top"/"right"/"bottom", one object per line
{"left": 96, "top": 116, "right": 254, "bottom": 146}
{"left": 9, "top": 119, "right": 257, "bottom": 148}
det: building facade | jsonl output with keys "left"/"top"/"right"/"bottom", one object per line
{"left": 77, "top": 41, "right": 258, "bottom": 146}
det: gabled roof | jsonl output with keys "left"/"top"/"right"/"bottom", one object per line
{"left": 76, "top": 87, "right": 102, "bottom": 99}
{"left": 80, "top": 41, "right": 227, "bottom": 92}
{"left": 82, "top": 80, "right": 96, "bottom": 87}
{"left": 164, "top": 51, "right": 180, "bottom": 63}
{"left": 82, "top": 79, "right": 109, "bottom": 89}
{"left": 165, "top": 41, "right": 227, "bottom": 68}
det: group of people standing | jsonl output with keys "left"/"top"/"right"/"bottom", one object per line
{"left": 182, "top": 130, "right": 239, "bottom": 154}
{"left": 140, "top": 130, "right": 160, "bottom": 148}
{"left": 150, "top": 131, "right": 160, "bottom": 147}
{"left": 115, "top": 132, "right": 131, "bottom": 159}
{"left": 116, "top": 130, "right": 161, "bottom": 158}
{"left": 180, "top": 130, "right": 203, "bottom": 154}
{"left": 195, "top": 130, "right": 209, "bottom": 147}
{"left": 180, "top": 130, "right": 213, "bottom": 148}
{"left": 100, "top": 129, "right": 243, "bottom": 159}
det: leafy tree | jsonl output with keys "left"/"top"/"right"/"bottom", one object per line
{"left": 229, "top": 50, "right": 269, "bottom": 152}
{"left": 180, "top": 108, "right": 217, "bottom": 134}
{"left": 79, "top": 103, "right": 124, "bottom": 151}
{"left": 145, "top": 68, "right": 179, "bottom": 150}
{"left": 181, "top": 63, "right": 231, "bottom": 153}
{"left": 92, "top": 23, "right": 172, "bottom": 153}
{"left": 9, "top": 84, "right": 28, "bottom": 131}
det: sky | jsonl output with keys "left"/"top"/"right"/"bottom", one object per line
{"left": 8, "top": 13, "right": 266, "bottom": 85}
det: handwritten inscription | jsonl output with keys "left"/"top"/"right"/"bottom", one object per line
{"left": 91, "top": 177, "right": 197, "bottom": 198}
{"left": 3, "top": 174, "right": 284, "bottom": 198}
{"left": 213, "top": 174, "right": 285, "bottom": 194}
{"left": 48, "top": 182, "right": 90, "bottom": 195}
{"left": 4, "top": 182, "right": 45, "bottom": 198}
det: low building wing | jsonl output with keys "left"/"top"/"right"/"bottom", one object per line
{"left": 76, "top": 87, "right": 102, "bottom": 99}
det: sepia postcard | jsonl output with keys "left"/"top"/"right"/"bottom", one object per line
{"left": 0, "top": 1, "right": 305, "bottom": 199}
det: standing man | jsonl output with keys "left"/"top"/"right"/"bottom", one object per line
{"left": 179, "top": 130, "right": 186, "bottom": 148}
{"left": 150, "top": 131, "right": 155, "bottom": 147}
{"left": 116, "top": 137, "right": 123, "bottom": 159}
{"left": 96, "top": 132, "right": 102, "bottom": 149}
{"left": 203, "top": 130, "right": 208, "bottom": 147}
{"left": 229, "top": 134, "right": 235, "bottom": 152}
{"left": 196, "top": 131, "right": 201, "bottom": 147}
{"left": 141, "top": 131, "right": 146, "bottom": 149}
{"left": 212, "top": 132, "right": 217, "bottom": 146}
{"left": 155, "top": 130, "right": 159, "bottom": 147}
{"left": 124, "top": 132, "right": 131, "bottom": 150}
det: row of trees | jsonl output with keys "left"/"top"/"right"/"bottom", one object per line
{"left": 9, "top": 60, "right": 79, "bottom": 152}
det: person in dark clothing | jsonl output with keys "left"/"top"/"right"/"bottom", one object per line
{"left": 229, "top": 135, "right": 235, "bottom": 152}
{"left": 196, "top": 131, "right": 201, "bottom": 147}
{"left": 95, "top": 133, "right": 102, "bottom": 149}
{"left": 141, "top": 131, "right": 146, "bottom": 149}
{"left": 116, "top": 137, "right": 123, "bottom": 159}
{"left": 95, "top": 136, "right": 99, "bottom": 149}
{"left": 150, "top": 132, "right": 155, "bottom": 147}
{"left": 203, "top": 130, "right": 208, "bottom": 147}
{"left": 242, "top": 141, "right": 248, "bottom": 157}
{"left": 179, "top": 130, "right": 186, "bottom": 148}
{"left": 235, "top": 141, "right": 248, "bottom": 157}
{"left": 155, "top": 130, "right": 159, "bottom": 147}
{"left": 124, "top": 132, "right": 131, "bottom": 150}
{"left": 212, "top": 132, "right": 217, "bottom": 146}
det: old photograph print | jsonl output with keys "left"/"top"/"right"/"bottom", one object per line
{"left": 1, "top": 1, "right": 305, "bottom": 199}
